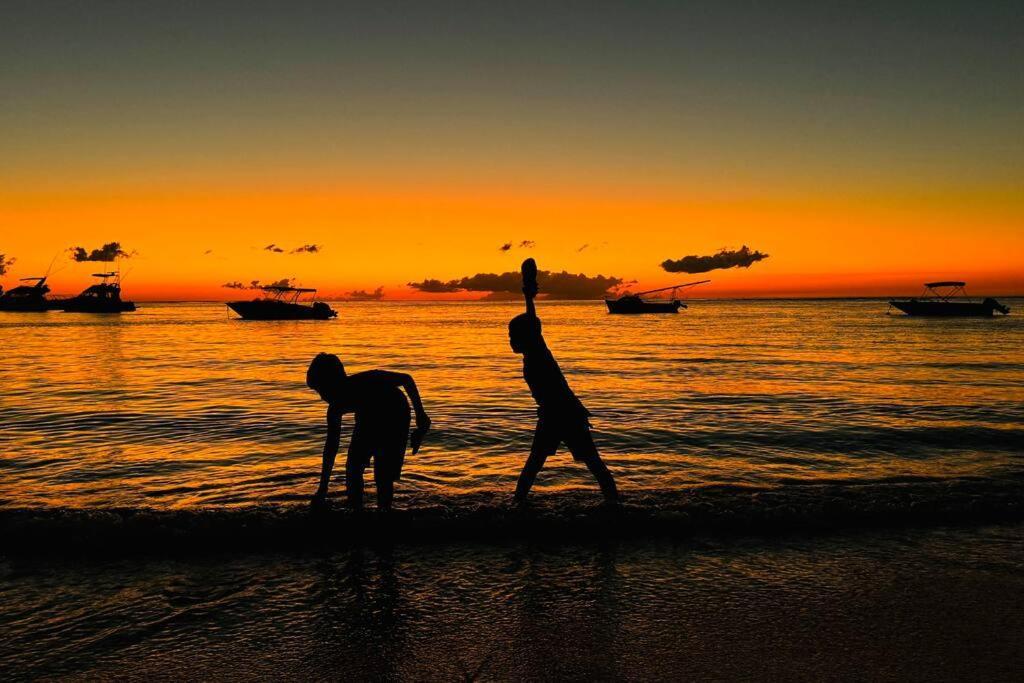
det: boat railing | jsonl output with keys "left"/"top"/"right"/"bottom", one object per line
{"left": 615, "top": 279, "right": 711, "bottom": 300}
{"left": 259, "top": 286, "right": 318, "bottom": 304}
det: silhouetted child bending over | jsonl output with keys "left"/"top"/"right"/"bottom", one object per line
{"left": 306, "top": 353, "right": 430, "bottom": 511}
{"left": 509, "top": 259, "right": 619, "bottom": 503}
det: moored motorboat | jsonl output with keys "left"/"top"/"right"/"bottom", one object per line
{"left": 605, "top": 280, "right": 710, "bottom": 314}
{"left": 60, "top": 272, "right": 136, "bottom": 313}
{"left": 889, "top": 282, "right": 1009, "bottom": 317}
{"left": 0, "top": 277, "right": 58, "bottom": 312}
{"left": 227, "top": 285, "right": 337, "bottom": 320}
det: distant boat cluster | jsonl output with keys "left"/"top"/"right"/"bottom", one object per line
{"left": 0, "top": 272, "right": 135, "bottom": 313}
{"left": 0, "top": 276, "right": 1011, "bottom": 318}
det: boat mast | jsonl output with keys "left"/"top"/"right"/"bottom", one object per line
{"left": 631, "top": 280, "right": 711, "bottom": 297}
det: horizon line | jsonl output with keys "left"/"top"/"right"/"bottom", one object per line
{"left": 115, "top": 294, "right": 1024, "bottom": 304}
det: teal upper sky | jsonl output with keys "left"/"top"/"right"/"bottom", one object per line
{"left": 2, "top": 1, "right": 1021, "bottom": 187}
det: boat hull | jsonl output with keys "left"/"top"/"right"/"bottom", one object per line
{"left": 0, "top": 299, "right": 59, "bottom": 312}
{"left": 60, "top": 298, "right": 136, "bottom": 313}
{"left": 606, "top": 298, "right": 684, "bottom": 314}
{"left": 227, "top": 300, "right": 337, "bottom": 320}
{"left": 889, "top": 300, "right": 1007, "bottom": 317}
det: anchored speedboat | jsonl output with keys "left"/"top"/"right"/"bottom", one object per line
{"left": 60, "top": 272, "right": 136, "bottom": 313}
{"left": 889, "top": 282, "right": 1009, "bottom": 317}
{"left": 227, "top": 285, "right": 337, "bottom": 320}
{"left": 605, "top": 280, "right": 710, "bottom": 314}
{"left": 0, "top": 277, "right": 58, "bottom": 312}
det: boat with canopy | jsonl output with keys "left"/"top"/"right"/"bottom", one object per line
{"left": 0, "top": 277, "right": 58, "bottom": 312}
{"left": 605, "top": 280, "right": 710, "bottom": 314}
{"left": 888, "top": 282, "right": 1009, "bottom": 317}
{"left": 227, "top": 285, "right": 337, "bottom": 320}
{"left": 60, "top": 272, "right": 136, "bottom": 313}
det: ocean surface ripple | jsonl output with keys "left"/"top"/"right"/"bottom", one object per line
{"left": 1, "top": 300, "right": 1022, "bottom": 509}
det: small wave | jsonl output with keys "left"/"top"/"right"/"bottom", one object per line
{"left": 2, "top": 478, "right": 1021, "bottom": 556}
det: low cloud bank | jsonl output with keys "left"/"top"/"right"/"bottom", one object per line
{"left": 222, "top": 278, "right": 295, "bottom": 290}
{"left": 409, "top": 269, "right": 623, "bottom": 299}
{"left": 344, "top": 286, "right": 385, "bottom": 300}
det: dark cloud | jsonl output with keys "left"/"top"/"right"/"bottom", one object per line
{"left": 345, "top": 286, "right": 385, "bottom": 301}
{"left": 70, "top": 242, "right": 131, "bottom": 262}
{"left": 408, "top": 269, "right": 623, "bottom": 299}
{"left": 408, "top": 278, "right": 457, "bottom": 293}
{"left": 500, "top": 240, "right": 534, "bottom": 251}
{"left": 203, "top": 249, "right": 214, "bottom": 255}
{"left": 661, "top": 245, "right": 769, "bottom": 274}
{"left": 222, "top": 278, "right": 295, "bottom": 290}
{"left": 264, "top": 243, "right": 322, "bottom": 254}
{"left": 577, "top": 243, "right": 589, "bottom": 252}
{"left": 0, "top": 253, "right": 14, "bottom": 276}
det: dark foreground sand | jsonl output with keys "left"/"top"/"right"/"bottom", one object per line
{"left": 2, "top": 522, "right": 1022, "bottom": 681}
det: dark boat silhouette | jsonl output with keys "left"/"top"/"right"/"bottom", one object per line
{"left": 0, "top": 277, "right": 58, "bottom": 312}
{"left": 889, "top": 281, "right": 1009, "bottom": 317}
{"left": 227, "top": 285, "right": 337, "bottom": 320}
{"left": 60, "top": 272, "right": 136, "bottom": 313}
{"left": 606, "top": 280, "right": 710, "bottom": 314}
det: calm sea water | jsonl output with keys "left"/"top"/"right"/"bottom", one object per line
{"left": 1, "top": 299, "right": 1022, "bottom": 508}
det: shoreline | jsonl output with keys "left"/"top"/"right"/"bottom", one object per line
{"left": 4, "top": 479, "right": 1022, "bottom": 556}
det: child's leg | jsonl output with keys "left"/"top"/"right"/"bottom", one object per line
{"left": 345, "top": 429, "right": 371, "bottom": 510}
{"left": 374, "top": 471, "right": 393, "bottom": 511}
{"left": 345, "top": 456, "right": 366, "bottom": 509}
{"left": 372, "top": 408, "right": 409, "bottom": 512}
{"left": 515, "top": 422, "right": 556, "bottom": 500}
{"left": 567, "top": 427, "right": 619, "bottom": 502}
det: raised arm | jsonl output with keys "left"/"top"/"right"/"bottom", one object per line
{"left": 522, "top": 257, "right": 538, "bottom": 318}
{"left": 312, "top": 403, "right": 342, "bottom": 506}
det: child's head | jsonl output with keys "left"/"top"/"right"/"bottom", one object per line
{"left": 508, "top": 314, "right": 542, "bottom": 354}
{"left": 306, "top": 352, "right": 347, "bottom": 400}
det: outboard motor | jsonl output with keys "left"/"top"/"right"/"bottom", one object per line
{"left": 983, "top": 298, "right": 1010, "bottom": 315}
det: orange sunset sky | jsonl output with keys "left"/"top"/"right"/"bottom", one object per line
{"left": 2, "top": 2, "right": 1021, "bottom": 300}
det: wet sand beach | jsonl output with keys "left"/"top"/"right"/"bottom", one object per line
{"left": 2, "top": 523, "right": 1022, "bottom": 680}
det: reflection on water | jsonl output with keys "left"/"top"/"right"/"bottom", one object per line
{"left": 1, "top": 300, "right": 1022, "bottom": 507}
{"left": 1, "top": 525, "right": 1022, "bottom": 679}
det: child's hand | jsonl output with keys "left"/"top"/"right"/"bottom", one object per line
{"left": 410, "top": 421, "right": 430, "bottom": 454}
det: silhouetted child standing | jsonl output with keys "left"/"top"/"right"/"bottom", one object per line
{"left": 306, "top": 353, "right": 430, "bottom": 510}
{"left": 509, "top": 259, "right": 619, "bottom": 503}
